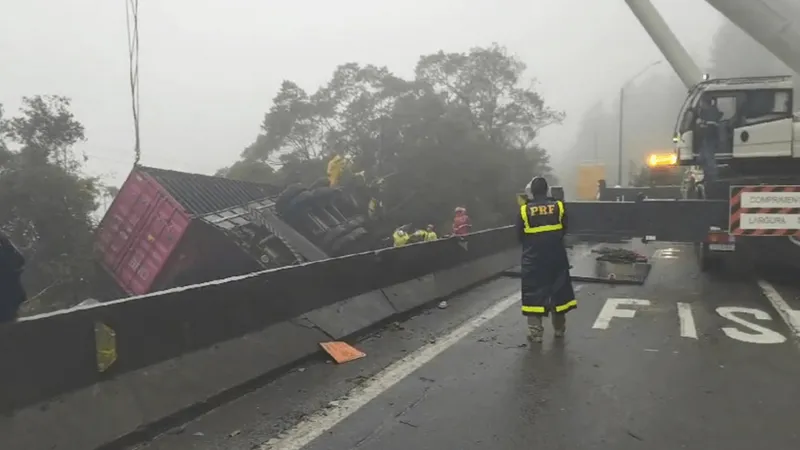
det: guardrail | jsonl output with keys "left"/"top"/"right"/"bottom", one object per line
{"left": 0, "top": 226, "right": 520, "bottom": 450}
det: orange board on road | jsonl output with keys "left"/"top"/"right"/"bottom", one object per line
{"left": 320, "top": 341, "right": 367, "bottom": 364}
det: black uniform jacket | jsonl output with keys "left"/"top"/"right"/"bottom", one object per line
{"left": 515, "top": 196, "right": 576, "bottom": 316}
{"left": 0, "top": 232, "right": 26, "bottom": 323}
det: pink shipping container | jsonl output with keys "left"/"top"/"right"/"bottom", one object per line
{"left": 94, "top": 166, "right": 290, "bottom": 297}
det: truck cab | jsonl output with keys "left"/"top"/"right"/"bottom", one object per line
{"left": 673, "top": 75, "right": 797, "bottom": 168}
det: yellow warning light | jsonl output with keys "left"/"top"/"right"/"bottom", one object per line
{"left": 647, "top": 152, "right": 677, "bottom": 168}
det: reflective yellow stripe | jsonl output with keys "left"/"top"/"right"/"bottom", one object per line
{"left": 555, "top": 299, "right": 577, "bottom": 312}
{"left": 557, "top": 200, "right": 564, "bottom": 222}
{"left": 519, "top": 204, "right": 564, "bottom": 234}
{"left": 521, "top": 300, "right": 577, "bottom": 314}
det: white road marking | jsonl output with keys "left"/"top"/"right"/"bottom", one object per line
{"left": 592, "top": 298, "right": 650, "bottom": 330}
{"left": 716, "top": 306, "right": 787, "bottom": 344}
{"left": 757, "top": 279, "right": 800, "bottom": 340}
{"left": 653, "top": 248, "right": 680, "bottom": 259}
{"left": 677, "top": 302, "right": 698, "bottom": 339}
{"left": 258, "top": 282, "right": 584, "bottom": 449}
{"left": 257, "top": 291, "right": 521, "bottom": 450}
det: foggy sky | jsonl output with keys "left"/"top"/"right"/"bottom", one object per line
{"left": 0, "top": 0, "right": 725, "bottom": 188}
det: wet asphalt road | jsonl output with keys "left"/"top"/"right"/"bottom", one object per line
{"left": 138, "top": 242, "right": 800, "bottom": 450}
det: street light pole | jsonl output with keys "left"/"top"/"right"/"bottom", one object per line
{"left": 617, "top": 60, "right": 662, "bottom": 186}
{"left": 617, "top": 87, "right": 624, "bottom": 186}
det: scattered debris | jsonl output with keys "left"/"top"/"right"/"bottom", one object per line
{"left": 627, "top": 430, "right": 644, "bottom": 441}
{"left": 193, "top": 432, "right": 204, "bottom": 437}
{"left": 399, "top": 420, "right": 419, "bottom": 428}
{"left": 319, "top": 341, "right": 366, "bottom": 364}
{"left": 438, "top": 300, "right": 448, "bottom": 309}
{"left": 296, "top": 367, "right": 306, "bottom": 373}
{"left": 228, "top": 429, "right": 241, "bottom": 438}
{"left": 592, "top": 247, "right": 648, "bottom": 264}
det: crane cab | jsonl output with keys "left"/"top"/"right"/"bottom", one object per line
{"left": 672, "top": 75, "right": 797, "bottom": 172}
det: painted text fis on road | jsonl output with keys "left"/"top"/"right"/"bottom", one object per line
{"left": 592, "top": 298, "right": 787, "bottom": 344}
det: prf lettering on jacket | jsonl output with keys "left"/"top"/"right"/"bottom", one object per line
{"left": 529, "top": 204, "right": 556, "bottom": 216}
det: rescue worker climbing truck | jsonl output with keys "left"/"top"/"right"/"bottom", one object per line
{"left": 561, "top": 0, "right": 800, "bottom": 273}
{"left": 516, "top": 176, "right": 576, "bottom": 343}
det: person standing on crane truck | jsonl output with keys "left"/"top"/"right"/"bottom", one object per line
{"left": 517, "top": 176, "right": 576, "bottom": 343}
{"left": 696, "top": 95, "right": 723, "bottom": 180}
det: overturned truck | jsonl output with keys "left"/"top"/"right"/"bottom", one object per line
{"left": 94, "top": 166, "right": 374, "bottom": 298}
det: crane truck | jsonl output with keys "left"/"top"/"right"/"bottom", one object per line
{"left": 566, "top": 0, "right": 800, "bottom": 272}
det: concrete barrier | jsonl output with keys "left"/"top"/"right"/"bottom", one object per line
{"left": 0, "top": 226, "right": 519, "bottom": 450}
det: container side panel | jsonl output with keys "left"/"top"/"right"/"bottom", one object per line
{"left": 115, "top": 194, "right": 190, "bottom": 295}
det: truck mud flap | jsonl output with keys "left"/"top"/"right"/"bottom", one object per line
{"left": 565, "top": 199, "right": 730, "bottom": 242}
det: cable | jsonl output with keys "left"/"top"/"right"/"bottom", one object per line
{"left": 125, "top": 0, "right": 141, "bottom": 166}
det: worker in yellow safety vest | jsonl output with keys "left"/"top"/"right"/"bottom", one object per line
{"left": 327, "top": 154, "right": 347, "bottom": 187}
{"left": 517, "top": 176, "right": 576, "bottom": 343}
{"left": 423, "top": 224, "right": 438, "bottom": 241}
{"left": 392, "top": 226, "right": 410, "bottom": 247}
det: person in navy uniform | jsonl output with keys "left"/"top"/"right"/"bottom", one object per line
{"left": 516, "top": 176, "right": 576, "bottom": 342}
{"left": 0, "top": 231, "right": 26, "bottom": 324}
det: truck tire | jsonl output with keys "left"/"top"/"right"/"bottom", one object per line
{"left": 309, "top": 186, "right": 339, "bottom": 204}
{"left": 330, "top": 227, "right": 369, "bottom": 255}
{"left": 276, "top": 184, "right": 306, "bottom": 211}
{"left": 286, "top": 190, "right": 316, "bottom": 211}
{"left": 310, "top": 177, "right": 330, "bottom": 189}
{"left": 697, "top": 243, "right": 721, "bottom": 272}
{"left": 322, "top": 218, "right": 364, "bottom": 246}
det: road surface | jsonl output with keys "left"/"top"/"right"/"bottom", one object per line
{"left": 136, "top": 242, "right": 800, "bottom": 450}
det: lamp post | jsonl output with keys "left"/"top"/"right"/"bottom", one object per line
{"left": 617, "top": 60, "right": 662, "bottom": 186}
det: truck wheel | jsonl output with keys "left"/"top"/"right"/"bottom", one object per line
{"left": 309, "top": 186, "right": 339, "bottom": 204}
{"left": 309, "top": 177, "right": 330, "bottom": 189}
{"left": 286, "top": 190, "right": 315, "bottom": 211}
{"left": 322, "top": 219, "right": 362, "bottom": 246}
{"left": 698, "top": 243, "right": 721, "bottom": 272}
{"left": 330, "top": 227, "right": 369, "bottom": 255}
{"left": 276, "top": 184, "right": 306, "bottom": 211}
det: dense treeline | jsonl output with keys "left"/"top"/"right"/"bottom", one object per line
{"left": 0, "top": 96, "right": 114, "bottom": 312}
{"left": 216, "top": 43, "right": 564, "bottom": 230}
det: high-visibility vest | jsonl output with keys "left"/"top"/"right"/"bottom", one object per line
{"left": 519, "top": 200, "right": 564, "bottom": 234}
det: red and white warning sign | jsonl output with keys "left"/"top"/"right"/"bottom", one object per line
{"left": 729, "top": 185, "right": 800, "bottom": 236}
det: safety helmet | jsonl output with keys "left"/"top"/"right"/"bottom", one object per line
{"left": 426, "top": 224, "right": 435, "bottom": 231}
{"left": 455, "top": 206, "right": 466, "bottom": 213}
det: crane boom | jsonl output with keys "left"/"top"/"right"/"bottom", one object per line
{"left": 624, "top": 0, "right": 703, "bottom": 89}
{"left": 704, "top": 0, "right": 800, "bottom": 76}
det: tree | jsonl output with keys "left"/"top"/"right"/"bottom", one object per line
{"left": 0, "top": 95, "right": 100, "bottom": 312}
{"left": 221, "top": 44, "right": 564, "bottom": 230}
{"left": 415, "top": 43, "right": 564, "bottom": 147}
{"left": 215, "top": 159, "right": 277, "bottom": 184}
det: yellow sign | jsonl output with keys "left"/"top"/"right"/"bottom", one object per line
{"left": 577, "top": 163, "right": 606, "bottom": 200}
{"left": 95, "top": 322, "right": 117, "bottom": 373}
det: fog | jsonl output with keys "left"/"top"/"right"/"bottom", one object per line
{"left": 1, "top": 0, "right": 730, "bottom": 189}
